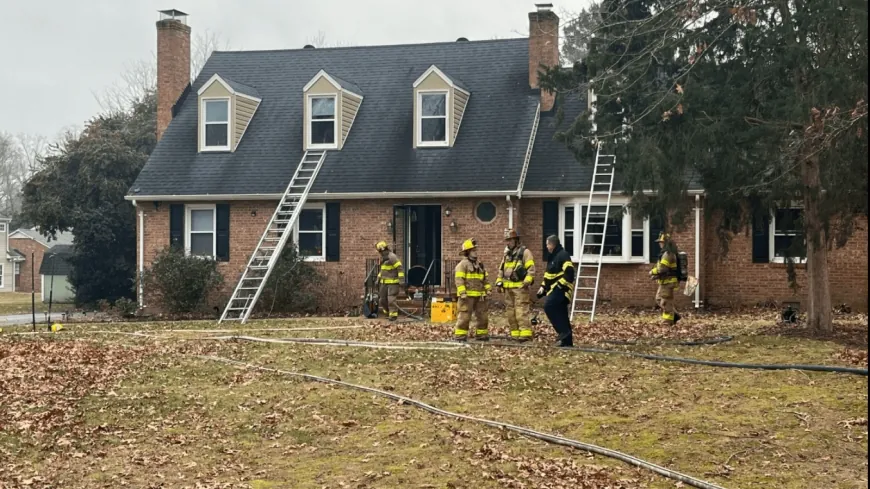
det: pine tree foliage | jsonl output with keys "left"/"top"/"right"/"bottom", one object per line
{"left": 539, "top": 0, "right": 868, "bottom": 332}
{"left": 22, "top": 92, "right": 157, "bottom": 305}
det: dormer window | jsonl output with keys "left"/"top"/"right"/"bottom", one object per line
{"left": 202, "top": 98, "right": 230, "bottom": 151}
{"left": 412, "top": 65, "right": 470, "bottom": 148}
{"left": 302, "top": 70, "right": 363, "bottom": 151}
{"left": 309, "top": 95, "right": 337, "bottom": 148}
{"left": 418, "top": 91, "right": 449, "bottom": 146}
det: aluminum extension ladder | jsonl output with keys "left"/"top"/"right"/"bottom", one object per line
{"left": 218, "top": 150, "right": 327, "bottom": 323}
{"left": 569, "top": 145, "right": 616, "bottom": 323}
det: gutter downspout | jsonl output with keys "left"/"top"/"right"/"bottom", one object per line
{"left": 506, "top": 195, "right": 514, "bottom": 229}
{"left": 134, "top": 200, "right": 144, "bottom": 308}
{"left": 694, "top": 194, "right": 701, "bottom": 308}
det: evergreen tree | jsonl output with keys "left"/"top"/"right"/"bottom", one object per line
{"left": 22, "top": 92, "right": 156, "bottom": 305}
{"left": 540, "top": 0, "right": 868, "bottom": 333}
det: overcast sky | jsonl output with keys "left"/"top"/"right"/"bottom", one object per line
{"left": 0, "top": 0, "right": 588, "bottom": 140}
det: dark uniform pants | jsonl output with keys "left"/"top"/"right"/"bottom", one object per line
{"left": 379, "top": 283, "right": 399, "bottom": 319}
{"left": 544, "top": 291, "right": 572, "bottom": 342}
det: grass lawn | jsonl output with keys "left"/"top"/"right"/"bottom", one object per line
{"left": 1, "top": 311, "right": 867, "bottom": 488}
{"left": 0, "top": 292, "right": 72, "bottom": 316}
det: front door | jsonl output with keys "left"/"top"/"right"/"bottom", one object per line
{"left": 393, "top": 205, "right": 441, "bottom": 286}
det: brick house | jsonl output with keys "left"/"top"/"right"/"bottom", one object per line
{"left": 8, "top": 227, "right": 75, "bottom": 294}
{"left": 126, "top": 6, "right": 868, "bottom": 315}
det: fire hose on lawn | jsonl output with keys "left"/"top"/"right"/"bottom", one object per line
{"left": 200, "top": 354, "right": 731, "bottom": 489}
{"left": 214, "top": 335, "right": 869, "bottom": 376}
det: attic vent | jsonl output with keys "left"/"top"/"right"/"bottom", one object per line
{"left": 456, "top": 37, "right": 469, "bottom": 42}
{"left": 303, "top": 44, "right": 315, "bottom": 49}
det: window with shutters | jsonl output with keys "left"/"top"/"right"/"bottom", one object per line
{"left": 293, "top": 203, "right": 326, "bottom": 261}
{"left": 185, "top": 204, "right": 216, "bottom": 258}
{"left": 559, "top": 198, "right": 649, "bottom": 263}
{"left": 770, "top": 207, "right": 806, "bottom": 263}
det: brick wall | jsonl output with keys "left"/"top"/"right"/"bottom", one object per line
{"left": 9, "top": 238, "right": 47, "bottom": 293}
{"left": 138, "top": 197, "right": 868, "bottom": 313}
{"left": 704, "top": 214, "right": 869, "bottom": 311}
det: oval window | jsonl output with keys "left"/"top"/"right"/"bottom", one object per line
{"left": 475, "top": 201, "right": 497, "bottom": 223}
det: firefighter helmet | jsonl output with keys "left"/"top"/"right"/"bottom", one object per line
{"left": 376, "top": 241, "right": 389, "bottom": 251}
{"left": 655, "top": 232, "right": 671, "bottom": 243}
{"left": 460, "top": 238, "right": 477, "bottom": 254}
{"left": 504, "top": 229, "right": 520, "bottom": 241}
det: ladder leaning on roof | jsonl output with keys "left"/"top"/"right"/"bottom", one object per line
{"left": 570, "top": 144, "right": 616, "bottom": 324}
{"left": 219, "top": 150, "right": 327, "bottom": 324}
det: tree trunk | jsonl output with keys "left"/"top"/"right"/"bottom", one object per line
{"left": 802, "top": 155, "right": 833, "bottom": 334}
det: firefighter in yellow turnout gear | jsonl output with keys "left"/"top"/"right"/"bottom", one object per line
{"left": 496, "top": 229, "right": 536, "bottom": 341}
{"left": 453, "top": 238, "right": 492, "bottom": 341}
{"left": 649, "top": 232, "right": 680, "bottom": 325}
{"left": 376, "top": 241, "right": 404, "bottom": 321}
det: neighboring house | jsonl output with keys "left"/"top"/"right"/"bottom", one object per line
{"left": 0, "top": 215, "right": 22, "bottom": 293}
{"left": 127, "top": 6, "right": 868, "bottom": 313}
{"left": 38, "top": 244, "right": 75, "bottom": 303}
{"left": 8, "top": 227, "right": 75, "bottom": 294}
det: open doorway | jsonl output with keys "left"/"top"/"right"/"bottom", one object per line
{"left": 393, "top": 205, "right": 442, "bottom": 287}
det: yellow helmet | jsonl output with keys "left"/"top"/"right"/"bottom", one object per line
{"left": 460, "top": 238, "right": 477, "bottom": 254}
{"left": 375, "top": 241, "right": 389, "bottom": 251}
{"left": 655, "top": 232, "right": 671, "bottom": 243}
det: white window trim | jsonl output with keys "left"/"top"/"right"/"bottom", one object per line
{"left": 307, "top": 94, "right": 339, "bottom": 150}
{"left": 769, "top": 207, "right": 807, "bottom": 264}
{"left": 293, "top": 202, "right": 327, "bottom": 262}
{"left": 185, "top": 204, "right": 217, "bottom": 259}
{"left": 201, "top": 97, "right": 231, "bottom": 152}
{"left": 559, "top": 197, "right": 650, "bottom": 264}
{"left": 0, "top": 223, "right": 6, "bottom": 232}
{"left": 416, "top": 89, "right": 450, "bottom": 147}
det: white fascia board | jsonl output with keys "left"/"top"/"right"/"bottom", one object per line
{"left": 197, "top": 73, "right": 235, "bottom": 96}
{"left": 413, "top": 65, "right": 455, "bottom": 89}
{"left": 303, "top": 70, "right": 342, "bottom": 92}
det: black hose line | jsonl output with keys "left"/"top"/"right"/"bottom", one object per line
{"left": 472, "top": 340, "right": 868, "bottom": 376}
{"left": 488, "top": 335, "right": 736, "bottom": 347}
{"left": 200, "top": 355, "right": 730, "bottom": 489}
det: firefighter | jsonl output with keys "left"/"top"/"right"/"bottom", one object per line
{"left": 496, "top": 229, "right": 536, "bottom": 341}
{"left": 536, "top": 235, "right": 575, "bottom": 347}
{"left": 649, "top": 232, "right": 681, "bottom": 325}
{"left": 454, "top": 238, "right": 492, "bottom": 341}
{"left": 376, "top": 241, "right": 404, "bottom": 321}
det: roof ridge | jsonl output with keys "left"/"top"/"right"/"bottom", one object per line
{"left": 211, "top": 36, "right": 526, "bottom": 55}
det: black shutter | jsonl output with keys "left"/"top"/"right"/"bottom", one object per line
{"left": 326, "top": 202, "right": 340, "bottom": 262}
{"left": 216, "top": 203, "right": 230, "bottom": 262}
{"left": 648, "top": 214, "right": 664, "bottom": 263}
{"left": 751, "top": 212, "right": 770, "bottom": 263}
{"left": 169, "top": 204, "right": 184, "bottom": 250}
{"left": 542, "top": 200, "right": 559, "bottom": 261}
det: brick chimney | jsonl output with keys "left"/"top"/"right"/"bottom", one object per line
{"left": 529, "top": 3, "right": 559, "bottom": 112}
{"left": 156, "top": 9, "right": 191, "bottom": 141}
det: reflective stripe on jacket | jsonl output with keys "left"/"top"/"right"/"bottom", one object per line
{"left": 651, "top": 251, "right": 678, "bottom": 285}
{"left": 541, "top": 245, "right": 575, "bottom": 297}
{"left": 378, "top": 252, "right": 404, "bottom": 284}
{"left": 498, "top": 246, "right": 536, "bottom": 288}
{"left": 455, "top": 258, "right": 491, "bottom": 297}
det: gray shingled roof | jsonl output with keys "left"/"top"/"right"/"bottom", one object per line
{"left": 10, "top": 228, "right": 75, "bottom": 247}
{"left": 39, "top": 244, "right": 74, "bottom": 276}
{"left": 524, "top": 90, "right": 703, "bottom": 193}
{"left": 329, "top": 74, "right": 363, "bottom": 96}
{"left": 222, "top": 76, "right": 260, "bottom": 99}
{"left": 129, "top": 38, "right": 538, "bottom": 197}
